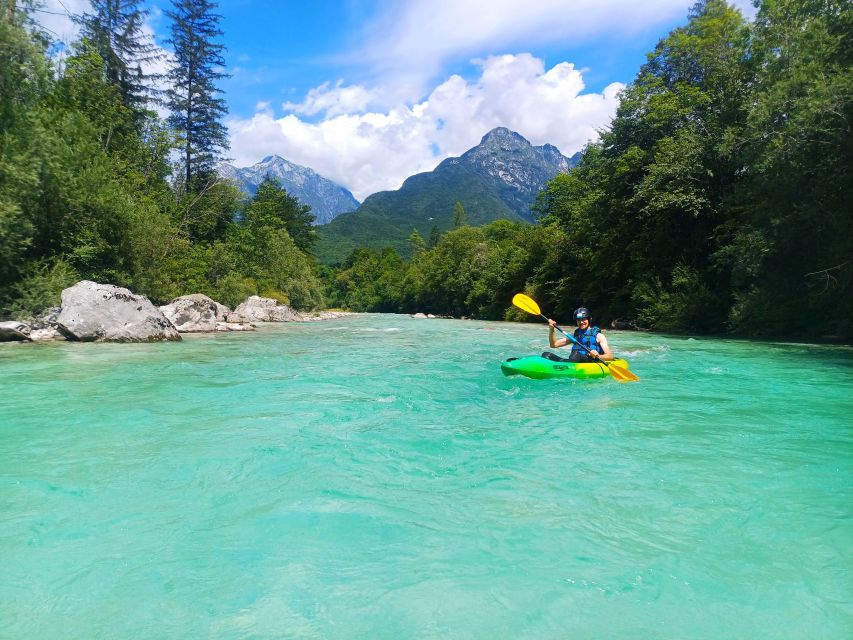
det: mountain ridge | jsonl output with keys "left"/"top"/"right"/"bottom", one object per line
{"left": 315, "top": 127, "right": 578, "bottom": 263}
{"left": 219, "top": 156, "right": 360, "bottom": 225}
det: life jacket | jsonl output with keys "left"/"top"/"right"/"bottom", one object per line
{"left": 571, "top": 326, "right": 600, "bottom": 356}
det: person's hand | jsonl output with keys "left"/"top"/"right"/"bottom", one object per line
{"left": 548, "top": 319, "right": 557, "bottom": 328}
{"left": 588, "top": 349, "right": 600, "bottom": 358}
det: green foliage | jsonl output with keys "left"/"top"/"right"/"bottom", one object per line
{"left": 76, "top": 0, "right": 162, "bottom": 122}
{"left": 166, "top": 0, "right": 229, "bottom": 191}
{"left": 326, "top": 0, "right": 850, "bottom": 339}
{"left": 427, "top": 225, "right": 441, "bottom": 249}
{"left": 0, "top": 3, "right": 324, "bottom": 320}
{"left": 3, "top": 258, "right": 78, "bottom": 319}
{"left": 214, "top": 271, "right": 257, "bottom": 309}
{"left": 329, "top": 220, "right": 563, "bottom": 319}
{"left": 246, "top": 176, "right": 316, "bottom": 253}
{"left": 314, "top": 160, "right": 522, "bottom": 264}
{"left": 0, "top": 0, "right": 848, "bottom": 341}
{"left": 408, "top": 228, "right": 426, "bottom": 255}
{"left": 452, "top": 201, "right": 467, "bottom": 228}
{"left": 632, "top": 265, "right": 720, "bottom": 332}
{"left": 174, "top": 180, "right": 242, "bottom": 244}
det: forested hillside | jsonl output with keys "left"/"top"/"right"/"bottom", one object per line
{"left": 0, "top": 0, "right": 323, "bottom": 318}
{"left": 327, "top": 0, "right": 852, "bottom": 340}
{"left": 315, "top": 127, "right": 574, "bottom": 263}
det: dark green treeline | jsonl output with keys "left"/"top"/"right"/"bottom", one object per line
{"left": 328, "top": 0, "right": 852, "bottom": 340}
{"left": 0, "top": 0, "right": 322, "bottom": 318}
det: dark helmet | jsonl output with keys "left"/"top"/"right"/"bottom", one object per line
{"left": 574, "top": 307, "right": 591, "bottom": 321}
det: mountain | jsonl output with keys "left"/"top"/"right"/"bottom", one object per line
{"left": 219, "top": 156, "right": 360, "bottom": 225}
{"left": 315, "top": 127, "right": 578, "bottom": 264}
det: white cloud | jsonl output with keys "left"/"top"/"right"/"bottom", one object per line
{"left": 349, "top": 0, "right": 758, "bottom": 99}
{"left": 353, "top": 0, "right": 681, "bottom": 97}
{"left": 227, "top": 54, "right": 622, "bottom": 201}
{"left": 283, "top": 81, "right": 378, "bottom": 118}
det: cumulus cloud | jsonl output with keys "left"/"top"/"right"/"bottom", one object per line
{"left": 353, "top": 0, "right": 677, "bottom": 97}
{"left": 283, "top": 81, "right": 378, "bottom": 118}
{"left": 227, "top": 54, "right": 623, "bottom": 201}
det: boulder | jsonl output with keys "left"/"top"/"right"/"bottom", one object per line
{"left": 300, "top": 311, "right": 351, "bottom": 321}
{"left": 610, "top": 318, "right": 641, "bottom": 331}
{"left": 29, "top": 327, "right": 64, "bottom": 341}
{"left": 0, "top": 321, "right": 31, "bottom": 342}
{"left": 159, "top": 294, "right": 219, "bottom": 333}
{"left": 216, "top": 322, "right": 256, "bottom": 332}
{"left": 233, "top": 296, "right": 304, "bottom": 322}
{"left": 172, "top": 293, "right": 231, "bottom": 321}
{"left": 31, "top": 306, "right": 61, "bottom": 330}
{"left": 56, "top": 281, "right": 181, "bottom": 342}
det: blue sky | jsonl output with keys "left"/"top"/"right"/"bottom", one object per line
{"left": 38, "top": 0, "right": 756, "bottom": 201}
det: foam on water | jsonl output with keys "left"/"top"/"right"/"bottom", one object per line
{"left": 1, "top": 314, "right": 851, "bottom": 639}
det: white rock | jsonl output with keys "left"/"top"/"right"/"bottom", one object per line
{"left": 29, "top": 327, "right": 64, "bottom": 341}
{"left": 216, "top": 322, "right": 256, "bottom": 332}
{"left": 159, "top": 294, "right": 219, "bottom": 332}
{"left": 233, "top": 296, "right": 304, "bottom": 322}
{"left": 0, "top": 321, "right": 31, "bottom": 341}
{"left": 57, "top": 281, "right": 181, "bottom": 342}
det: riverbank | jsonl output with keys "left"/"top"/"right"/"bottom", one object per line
{"left": 0, "top": 281, "right": 352, "bottom": 344}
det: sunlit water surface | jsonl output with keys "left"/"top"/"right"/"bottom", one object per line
{"left": 1, "top": 314, "right": 851, "bottom": 639}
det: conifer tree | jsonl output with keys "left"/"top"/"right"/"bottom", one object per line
{"left": 452, "top": 201, "right": 467, "bottom": 228}
{"left": 427, "top": 226, "right": 441, "bottom": 249}
{"left": 165, "top": 0, "right": 229, "bottom": 192}
{"left": 75, "top": 0, "right": 162, "bottom": 122}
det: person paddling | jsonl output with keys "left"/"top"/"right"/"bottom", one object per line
{"left": 542, "top": 307, "right": 613, "bottom": 363}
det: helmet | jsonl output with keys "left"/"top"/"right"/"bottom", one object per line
{"left": 574, "top": 307, "right": 591, "bottom": 321}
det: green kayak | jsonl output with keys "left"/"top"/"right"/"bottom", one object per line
{"left": 501, "top": 356, "right": 630, "bottom": 380}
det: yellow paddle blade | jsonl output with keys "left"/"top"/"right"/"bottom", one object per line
{"left": 512, "top": 293, "right": 541, "bottom": 316}
{"left": 607, "top": 363, "right": 640, "bottom": 383}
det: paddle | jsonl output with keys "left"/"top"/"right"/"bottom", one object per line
{"left": 512, "top": 293, "right": 639, "bottom": 382}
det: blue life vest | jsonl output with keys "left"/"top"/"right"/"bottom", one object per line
{"left": 571, "top": 326, "right": 600, "bottom": 356}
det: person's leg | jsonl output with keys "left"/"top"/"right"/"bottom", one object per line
{"left": 541, "top": 351, "right": 571, "bottom": 362}
{"left": 568, "top": 352, "right": 594, "bottom": 363}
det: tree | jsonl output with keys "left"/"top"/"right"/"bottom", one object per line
{"left": 427, "top": 225, "right": 441, "bottom": 249}
{"left": 537, "top": 0, "right": 752, "bottom": 330}
{"left": 75, "top": 0, "right": 162, "bottom": 123}
{"left": 408, "top": 228, "right": 425, "bottom": 255}
{"left": 721, "top": 0, "right": 853, "bottom": 336}
{"left": 165, "top": 0, "right": 229, "bottom": 192}
{"left": 245, "top": 176, "right": 316, "bottom": 253}
{"left": 452, "top": 201, "right": 467, "bottom": 228}
{"left": 0, "top": 0, "right": 50, "bottom": 295}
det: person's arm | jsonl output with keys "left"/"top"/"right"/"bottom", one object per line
{"left": 594, "top": 332, "right": 614, "bottom": 361}
{"left": 548, "top": 319, "right": 568, "bottom": 348}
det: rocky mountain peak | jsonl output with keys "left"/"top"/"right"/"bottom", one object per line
{"left": 478, "top": 126, "right": 529, "bottom": 148}
{"left": 219, "top": 157, "right": 360, "bottom": 225}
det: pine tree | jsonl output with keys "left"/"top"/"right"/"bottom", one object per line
{"left": 75, "top": 0, "right": 162, "bottom": 122}
{"left": 408, "top": 228, "right": 425, "bottom": 255}
{"left": 427, "top": 226, "right": 441, "bottom": 249}
{"left": 452, "top": 201, "right": 467, "bottom": 228}
{"left": 165, "top": 0, "right": 229, "bottom": 192}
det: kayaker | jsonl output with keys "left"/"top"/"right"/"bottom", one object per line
{"left": 543, "top": 307, "right": 614, "bottom": 363}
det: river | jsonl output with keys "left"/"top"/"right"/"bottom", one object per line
{"left": 1, "top": 314, "right": 851, "bottom": 638}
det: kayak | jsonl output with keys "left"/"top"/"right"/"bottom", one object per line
{"left": 501, "top": 355, "right": 630, "bottom": 380}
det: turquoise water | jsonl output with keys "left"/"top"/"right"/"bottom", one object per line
{"left": 1, "top": 314, "right": 851, "bottom": 639}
